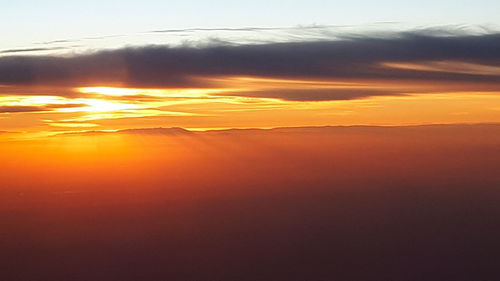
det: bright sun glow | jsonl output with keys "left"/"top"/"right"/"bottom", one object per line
{"left": 77, "top": 86, "right": 238, "bottom": 98}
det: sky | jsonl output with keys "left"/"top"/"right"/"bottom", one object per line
{"left": 1, "top": 0, "right": 500, "bottom": 137}
{"left": 3, "top": 0, "right": 500, "bottom": 48}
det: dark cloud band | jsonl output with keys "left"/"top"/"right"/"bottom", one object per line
{"left": 1, "top": 30, "right": 500, "bottom": 101}
{"left": 0, "top": 104, "right": 87, "bottom": 113}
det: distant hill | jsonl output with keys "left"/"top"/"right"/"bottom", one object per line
{"left": 55, "top": 123, "right": 500, "bottom": 137}
{"left": 57, "top": 127, "right": 193, "bottom": 136}
{"left": 118, "top": 127, "right": 193, "bottom": 135}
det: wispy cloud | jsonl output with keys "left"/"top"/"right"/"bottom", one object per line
{"left": 0, "top": 47, "right": 68, "bottom": 54}
{"left": 148, "top": 24, "right": 348, "bottom": 33}
{"left": 0, "top": 103, "right": 88, "bottom": 113}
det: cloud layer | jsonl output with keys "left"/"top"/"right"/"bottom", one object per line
{"left": 1, "top": 30, "right": 500, "bottom": 102}
{"left": 2, "top": 124, "right": 500, "bottom": 280}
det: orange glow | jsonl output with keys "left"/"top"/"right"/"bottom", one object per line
{"left": 0, "top": 76, "right": 500, "bottom": 136}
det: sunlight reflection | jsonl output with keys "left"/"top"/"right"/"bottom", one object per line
{"left": 77, "top": 86, "right": 238, "bottom": 97}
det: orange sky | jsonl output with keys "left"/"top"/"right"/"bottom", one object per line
{"left": 1, "top": 76, "right": 500, "bottom": 137}
{"left": 0, "top": 78, "right": 500, "bottom": 137}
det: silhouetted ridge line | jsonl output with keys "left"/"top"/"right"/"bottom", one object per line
{"left": 54, "top": 123, "right": 500, "bottom": 137}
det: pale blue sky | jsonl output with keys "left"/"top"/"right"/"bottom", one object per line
{"left": 2, "top": 0, "right": 500, "bottom": 49}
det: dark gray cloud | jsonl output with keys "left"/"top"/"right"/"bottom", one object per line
{"left": 219, "top": 88, "right": 405, "bottom": 101}
{"left": 1, "top": 31, "right": 500, "bottom": 101}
